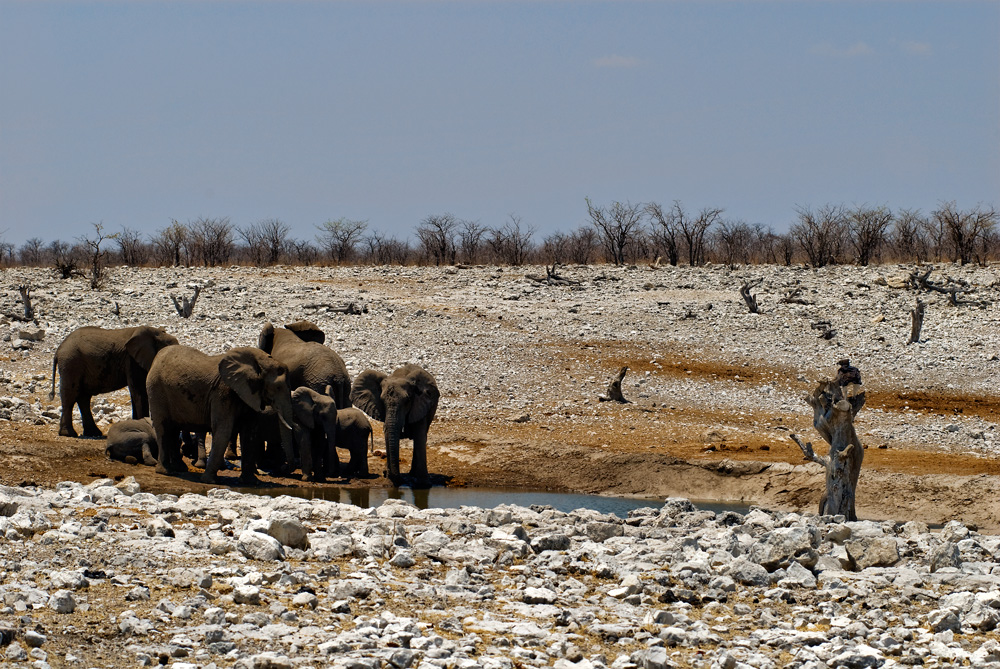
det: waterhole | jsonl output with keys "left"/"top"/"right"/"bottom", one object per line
{"left": 240, "top": 485, "right": 754, "bottom": 518}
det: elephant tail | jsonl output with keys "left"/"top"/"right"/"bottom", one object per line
{"left": 369, "top": 428, "right": 375, "bottom": 455}
{"left": 48, "top": 353, "right": 57, "bottom": 400}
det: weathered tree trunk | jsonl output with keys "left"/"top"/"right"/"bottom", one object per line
{"left": 739, "top": 280, "right": 761, "bottom": 314}
{"left": 790, "top": 380, "right": 865, "bottom": 521}
{"left": 5, "top": 284, "right": 35, "bottom": 322}
{"left": 908, "top": 299, "right": 925, "bottom": 344}
{"left": 171, "top": 285, "right": 201, "bottom": 318}
{"left": 600, "top": 366, "right": 630, "bottom": 403}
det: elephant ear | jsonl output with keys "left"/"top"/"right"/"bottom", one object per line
{"left": 125, "top": 327, "right": 159, "bottom": 370}
{"left": 285, "top": 320, "right": 326, "bottom": 345}
{"left": 407, "top": 368, "right": 440, "bottom": 424}
{"left": 258, "top": 323, "right": 276, "bottom": 354}
{"left": 351, "top": 370, "right": 387, "bottom": 422}
{"left": 219, "top": 349, "right": 264, "bottom": 412}
{"left": 292, "top": 386, "right": 316, "bottom": 429}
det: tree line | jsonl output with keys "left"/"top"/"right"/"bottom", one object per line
{"left": 1, "top": 201, "right": 996, "bottom": 277}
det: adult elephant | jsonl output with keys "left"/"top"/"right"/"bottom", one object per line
{"left": 258, "top": 321, "right": 352, "bottom": 409}
{"left": 50, "top": 326, "right": 179, "bottom": 438}
{"left": 146, "top": 345, "right": 295, "bottom": 484}
{"left": 351, "top": 364, "right": 438, "bottom": 485}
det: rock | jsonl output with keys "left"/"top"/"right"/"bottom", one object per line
{"left": 846, "top": 537, "right": 900, "bottom": 569}
{"left": 48, "top": 590, "right": 76, "bottom": 613}
{"left": 23, "top": 630, "right": 45, "bottom": 647}
{"left": 524, "top": 587, "right": 557, "bottom": 604}
{"left": 926, "top": 609, "right": 961, "bottom": 633}
{"left": 749, "top": 527, "right": 819, "bottom": 570}
{"left": 267, "top": 517, "right": 308, "bottom": 549}
{"left": 929, "top": 541, "right": 962, "bottom": 572}
{"left": 238, "top": 530, "right": 285, "bottom": 561}
{"left": 233, "top": 584, "right": 262, "bottom": 605}
{"left": 726, "top": 557, "right": 770, "bottom": 586}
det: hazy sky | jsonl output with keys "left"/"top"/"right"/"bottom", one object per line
{"left": 1, "top": 1, "right": 997, "bottom": 247}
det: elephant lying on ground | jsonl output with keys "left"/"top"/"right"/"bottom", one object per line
{"left": 106, "top": 420, "right": 204, "bottom": 468}
{"left": 146, "top": 345, "right": 295, "bottom": 484}
{"left": 351, "top": 364, "right": 438, "bottom": 485}
{"left": 106, "top": 418, "right": 158, "bottom": 466}
{"left": 50, "top": 326, "right": 179, "bottom": 437}
{"left": 258, "top": 321, "right": 352, "bottom": 409}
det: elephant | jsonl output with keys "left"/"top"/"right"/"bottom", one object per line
{"left": 106, "top": 418, "right": 158, "bottom": 466}
{"left": 146, "top": 345, "right": 295, "bottom": 484}
{"left": 105, "top": 420, "right": 203, "bottom": 467}
{"left": 334, "top": 407, "right": 373, "bottom": 479}
{"left": 289, "top": 386, "right": 339, "bottom": 482}
{"left": 50, "top": 325, "right": 179, "bottom": 438}
{"left": 351, "top": 364, "right": 438, "bottom": 485}
{"left": 258, "top": 321, "right": 352, "bottom": 409}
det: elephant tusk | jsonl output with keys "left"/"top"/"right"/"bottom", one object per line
{"left": 277, "top": 411, "right": 293, "bottom": 431}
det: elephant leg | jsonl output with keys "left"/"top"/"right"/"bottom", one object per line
{"left": 154, "top": 420, "right": 185, "bottom": 474}
{"left": 297, "top": 429, "right": 317, "bottom": 482}
{"left": 409, "top": 421, "right": 429, "bottom": 484}
{"left": 58, "top": 379, "right": 78, "bottom": 437}
{"left": 349, "top": 435, "right": 370, "bottom": 477}
{"left": 193, "top": 432, "right": 209, "bottom": 469}
{"left": 322, "top": 426, "right": 339, "bottom": 481}
{"left": 141, "top": 438, "right": 158, "bottom": 467}
{"left": 203, "top": 422, "right": 235, "bottom": 483}
{"left": 237, "top": 427, "right": 261, "bottom": 486}
{"left": 78, "top": 395, "right": 103, "bottom": 438}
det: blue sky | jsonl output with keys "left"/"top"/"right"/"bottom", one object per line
{"left": 1, "top": 1, "right": 997, "bottom": 246}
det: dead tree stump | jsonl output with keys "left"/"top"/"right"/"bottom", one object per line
{"left": 599, "top": 366, "right": 630, "bottom": 403}
{"left": 739, "top": 279, "right": 762, "bottom": 314}
{"left": 5, "top": 284, "right": 36, "bottom": 322}
{"left": 908, "top": 299, "right": 925, "bottom": 344}
{"left": 790, "top": 380, "right": 865, "bottom": 521}
{"left": 171, "top": 285, "right": 202, "bottom": 319}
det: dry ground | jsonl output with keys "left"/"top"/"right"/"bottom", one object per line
{"left": 3, "top": 343, "right": 998, "bottom": 531}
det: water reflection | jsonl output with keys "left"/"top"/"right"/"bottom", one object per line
{"left": 241, "top": 485, "right": 753, "bottom": 518}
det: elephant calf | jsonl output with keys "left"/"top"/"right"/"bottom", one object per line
{"left": 106, "top": 418, "right": 158, "bottom": 466}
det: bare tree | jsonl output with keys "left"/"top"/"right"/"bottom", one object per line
{"left": 151, "top": 220, "right": 189, "bottom": 267}
{"left": 541, "top": 232, "right": 570, "bottom": 265}
{"left": 845, "top": 205, "right": 892, "bottom": 266}
{"left": 712, "top": 220, "right": 756, "bottom": 267}
{"left": 645, "top": 202, "right": 681, "bottom": 266}
{"left": 19, "top": 238, "right": 45, "bottom": 266}
{"left": 0, "top": 241, "right": 12, "bottom": 267}
{"left": 932, "top": 201, "right": 998, "bottom": 265}
{"left": 187, "top": 217, "right": 235, "bottom": 267}
{"left": 790, "top": 204, "right": 848, "bottom": 267}
{"left": 240, "top": 218, "right": 290, "bottom": 266}
{"left": 116, "top": 226, "right": 149, "bottom": 267}
{"left": 289, "top": 239, "right": 319, "bottom": 266}
{"left": 776, "top": 234, "right": 796, "bottom": 266}
{"left": 457, "top": 220, "right": 487, "bottom": 265}
{"left": 678, "top": 204, "right": 723, "bottom": 267}
{"left": 888, "top": 209, "right": 929, "bottom": 263}
{"left": 316, "top": 218, "right": 368, "bottom": 265}
{"left": 415, "top": 214, "right": 458, "bottom": 266}
{"left": 487, "top": 214, "right": 535, "bottom": 266}
{"left": 78, "top": 222, "right": 118, "bottom": 289}
{"left": 567, "top": 225, "right": 599, "bottom": 265}
{"left": 586, "top": 198, "right": 643, "bottom": 266}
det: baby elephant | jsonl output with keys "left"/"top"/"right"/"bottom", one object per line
{"left": 106, "top": 418, "right": 158, "bottom": 466}
{"left": 336, "top": 407, "right": 373, "bottom": 478}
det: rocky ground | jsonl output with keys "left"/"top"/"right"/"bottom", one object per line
{"left": 1, "top": 262, "right": 1000, "bottom": 667}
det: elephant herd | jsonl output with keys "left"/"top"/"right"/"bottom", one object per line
{"left": 49, "top": 322, "right": 439, "bottom": 486}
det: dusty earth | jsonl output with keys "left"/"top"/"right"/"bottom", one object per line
{"left": 1, "top": 262, "right": 999, "bottom": 530}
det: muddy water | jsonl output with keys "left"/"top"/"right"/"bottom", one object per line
{"left": 241, "top": 485, "right": 754, "bottom": 518}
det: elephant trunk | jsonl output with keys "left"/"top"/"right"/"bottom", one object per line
{"left": 384, "top": 409, "right": 402, "bottom": 484}
{"left": 272, "top": 391, "right": 296, "bottom": 473}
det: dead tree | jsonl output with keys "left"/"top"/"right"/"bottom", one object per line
{"left": 906, "top": 267, "right": 973, "bottom": 306}
{"left": 779, "top": 286, "right": 813, "bottom": 305}
{"left": 599, "top": 366, "right": 630, "bottom": 403}
{"left": 171, "top": 285, "right": 201, "bottom": 318}
{"left": 525, "top": 263, "right": 581, "bottom": 286}
{"left": 908, "top": 299, "right": 925, "bottom": 344}
{"left": 790, "top": 380, "right": 866, "bottom": 521}
{"left": 5, "top": 284, "right": 35, "bottom": 322}
{"left": 739, "top": 279, "right": 762, "bottom": 313}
